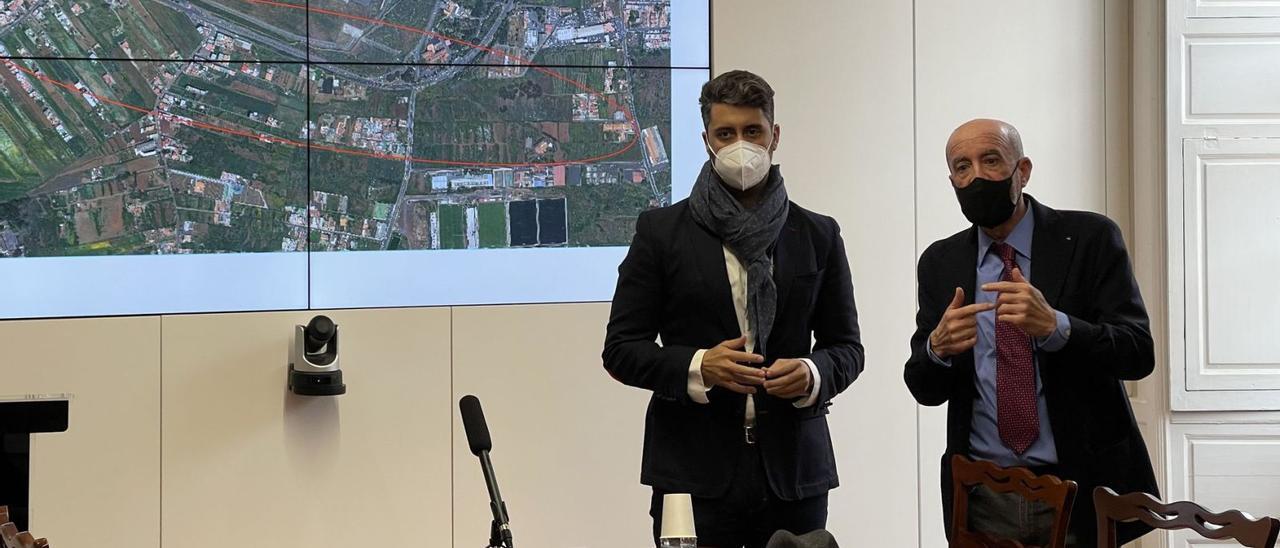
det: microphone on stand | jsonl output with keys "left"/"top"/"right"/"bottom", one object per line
{"left": 459, "top": 395, "right": 513, "bottom": 548}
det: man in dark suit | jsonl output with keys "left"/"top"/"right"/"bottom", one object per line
{"left": 905, "top": 118, "right": 1158, "bottom": 546}
{"left": 603, "top": 70, "right": 864, "bottom": 548}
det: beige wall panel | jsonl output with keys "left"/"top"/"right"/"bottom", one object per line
{"left": 160, "top": 308, "right": 451, "bottom": 546}
{"left": 451, "top": 303, "right": 653, "bottom": 548}
{"left": 1, "top": 316, "right": 161, "bottom": 548}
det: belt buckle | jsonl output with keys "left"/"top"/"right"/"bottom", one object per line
{"left": 744, "top": 425, "right": 757, "bottom": 445}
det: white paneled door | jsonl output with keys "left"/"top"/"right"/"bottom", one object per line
{"left": 1184, "top": 0, "right": 1280, "bottom": 19}
{"left": 1179, "top": 139, "right": 1280, "bottom": 395}
{"left": 1162, "top": 2, "right": 1280, "bottom": 545}
{"left": 1168, "top": 10, "right": 1280, "bottom": 410}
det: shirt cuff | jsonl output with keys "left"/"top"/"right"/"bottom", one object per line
{"left": 687, "top": 348, "right": 711, "bottom": 404}
{"left": 793, "top": 358, "right": 822, "bottom": 408}
{"left": 926, "top": 340, "right": 953, "bottom": 367}
{"left": 1036, "top": 310, "right": 1071, "bottom": 352}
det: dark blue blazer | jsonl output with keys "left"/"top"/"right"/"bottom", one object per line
{"left": 604, "top": 199, "right": 864, "bottom": 501}
{"left": 905, "top": 195, "right": 1159, "bottom": 544}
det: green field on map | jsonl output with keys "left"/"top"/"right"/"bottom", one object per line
{"left": 0, "top": 0, "right": 677, "bottom": 256}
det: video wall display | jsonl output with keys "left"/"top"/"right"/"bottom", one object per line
{"left": 0, "top": 0, "right": 709, "bottom": 318}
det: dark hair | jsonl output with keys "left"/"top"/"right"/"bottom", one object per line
{"left": 699, "top": 70, "right": 775, "bottom": 128}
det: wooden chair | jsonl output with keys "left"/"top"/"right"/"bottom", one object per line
{"left": 1094, "top": 486, "right": 1280, "bottom": 548}
{"left": 0, "top": 506, "right": 49, "bottom": 548}
{"left": 950, "top": 455, "right": 1078, "bottom": 548}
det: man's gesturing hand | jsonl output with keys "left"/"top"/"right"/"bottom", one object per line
{"left": 981, "top": 267, "right": 1056, "bottom": 338}
{"left": 701, "top": 336, "right": 766, "bottom": 394}
{"left": 929, "top": 287, "right": 995, "bottom": 359}
{"left": 763, "top": 359, "right": 812, "bottom": 399}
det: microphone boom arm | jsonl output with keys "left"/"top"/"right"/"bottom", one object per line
{"left": 460, "top": 396, "right": 513, "bottom": 548}
{"left": 479, "top": 451, "right": 512, "bottom": 548}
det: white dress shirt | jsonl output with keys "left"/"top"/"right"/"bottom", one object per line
{"left": 686, "top": 246, "right": 822, "bottom": 424}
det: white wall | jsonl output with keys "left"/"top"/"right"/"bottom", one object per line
{"left": 0, "top": 2, "right": 1136, "bottom": 547}
{"left": 913, "top": 1, "right": 1113, "bottom": 545}
{"left": 712, "top": 1, "right": 919, "bottom": 545}
{"left": 715, "top": 1, "right": 1135, "bottom": 545}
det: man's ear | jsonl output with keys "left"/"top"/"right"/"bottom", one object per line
{"left": 1017, "top": 156, "right": 1034, "bottom": 189}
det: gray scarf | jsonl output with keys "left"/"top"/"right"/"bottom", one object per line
{"left": 688, "top": 160, "right": 789, "bottom": 356}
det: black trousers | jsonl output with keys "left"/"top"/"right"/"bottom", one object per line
{"left": 649, "top": 440, "right": 828, "bottom": 548}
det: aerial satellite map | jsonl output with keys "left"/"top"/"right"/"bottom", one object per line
{"left": 0, "top": 0, "right": 679, "bottom": 258}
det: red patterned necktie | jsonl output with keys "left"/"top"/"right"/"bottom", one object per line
{"left": 992, "top": 242, "right": 1039, "bottom": 454}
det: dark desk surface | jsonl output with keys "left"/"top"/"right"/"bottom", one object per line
{"left": 0, "top": 397, "right": 69, "bottom": 533}
{"left": 0, "top": 399, "right": 68, "bottom": 434}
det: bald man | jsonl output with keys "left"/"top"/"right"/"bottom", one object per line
{"left": 904, "top": 119, "right": 1158, "bottom": 546}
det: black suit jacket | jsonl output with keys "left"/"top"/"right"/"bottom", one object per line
{"left": 603, "top": 199, "right": 864, "bottom": 501}
{"left": 904, "top": 196, "right": 1159, "bottom": 544}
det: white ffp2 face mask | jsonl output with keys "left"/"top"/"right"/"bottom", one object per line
{"left": 708, "top": 139, "right": 772, "bottom": 191}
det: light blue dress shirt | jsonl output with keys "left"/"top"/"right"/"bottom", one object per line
{"left": 929, "top": 211, "right": 1071, "bottom": 467}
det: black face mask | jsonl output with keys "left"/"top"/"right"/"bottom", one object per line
{"left": 953, "top": 163, "right": 1020, "bottom": 228}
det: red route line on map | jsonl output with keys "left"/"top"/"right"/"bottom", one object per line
{"left": 1, "top": 0, "right": 641, "bottom": 168}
